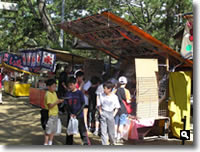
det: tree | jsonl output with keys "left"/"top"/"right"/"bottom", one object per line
{"left": 0, "top": 0, "right": 193, "bottom": 55}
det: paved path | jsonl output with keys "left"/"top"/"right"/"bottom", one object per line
{"left": 0, "top": 93, "right": 193, "bottom": 145}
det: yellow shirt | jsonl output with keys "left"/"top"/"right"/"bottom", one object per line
{"left": 113, "top": 87, "right": 131, "bottom": 101}
{"left": 124, "top": 88, "right": 131, "bottom": 101}
{"left": 44, "top": 91, "right": 58, "bottom": 116}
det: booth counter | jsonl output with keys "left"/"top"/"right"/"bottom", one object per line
{"left": 29, "top": 88, "right": 46, "bottom": 108}
{"left": 4, "top": 81, "right": 31, "bottom": 97}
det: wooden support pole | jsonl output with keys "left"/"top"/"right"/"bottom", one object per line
{"left": 166, "top": 54, "right": 169, "bottom": 71}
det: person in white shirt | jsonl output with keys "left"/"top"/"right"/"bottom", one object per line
{"left": 97, "top": 81, "right": 120, "bottom": 145}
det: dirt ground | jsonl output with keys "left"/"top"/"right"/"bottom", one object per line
{"left": 0, "top": 93, "right": 193, "bottom": 145}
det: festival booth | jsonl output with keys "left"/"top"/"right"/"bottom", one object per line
{"left": 168, "top": 14, "right": 193, "bottom": 139}
{"left": 57, "top": 12, "right": 193, "bottom": 140}
{"left": 0, "top": 52, "right": 38, "bottom": 97}
{"left": 23, "top": 48, "right": 86, "bottom": 108}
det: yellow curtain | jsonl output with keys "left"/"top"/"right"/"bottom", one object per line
{"left": 168, "top": 71, "right": 191, "bottom": 138}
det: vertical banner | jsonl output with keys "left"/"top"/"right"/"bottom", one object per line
{"left": 21, "top": 52, "right": 26, "bottom": 66}
{"left": 31, "top": 52, "right": 37, "bottom": 67}
{"left": 36, "top": 50, "right": 42, "bottom": 67}
{"left": 40, "top": 51, "right": 56, "bottom": 71}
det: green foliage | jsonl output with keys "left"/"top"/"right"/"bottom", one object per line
{"left": 0, "top": 0, "right": 193, "bottom": 56}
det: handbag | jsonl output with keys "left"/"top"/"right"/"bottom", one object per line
{"left": 122, "top": 99, "right": 132, "bottom": 114}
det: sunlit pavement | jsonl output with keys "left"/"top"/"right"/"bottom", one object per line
{"left": 0, "top": 93, "right": 193, "bottom": 145}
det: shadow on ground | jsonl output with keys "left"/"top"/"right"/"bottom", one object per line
{"left": 0, "top": 92, "right": 193, "bottom": 146}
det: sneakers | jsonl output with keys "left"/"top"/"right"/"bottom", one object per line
{"left": 93, "top": 131, "right": 98, "bottom": 136}
{"left": 48, "top": 141, "right": 53, "bottom": 145}
{"left": 43, "top": 141, "right": 53, "bottom": 145}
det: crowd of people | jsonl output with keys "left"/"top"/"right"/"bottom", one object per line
{"left": 42, "top": 65, "right": 135, "bottom": 145}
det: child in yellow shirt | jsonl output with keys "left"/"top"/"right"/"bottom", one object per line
{"left": 44, "top": 79, "right": 64, "bottom": 145}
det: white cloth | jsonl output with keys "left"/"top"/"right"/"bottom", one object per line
{"left": 97, "top": 93, "right": 120, "bottom": 112}
{"left": 83, "top": 80, "right": 92, "bottom": 91}
{"left": 2, "top": 75, "right": 9, "bottom": 81}
{"left": 83, "top": 81, "right": 91, "bottom": 106}
{"left": 95, "top": 84, "right": 104, "bottom": 95}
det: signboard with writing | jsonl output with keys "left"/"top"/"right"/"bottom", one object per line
{"left": 21, "top": 49, "right": 56, "bottom": 72}
{"left": 5, "top": 54, "right": 25, "bottom": 71}
{"left": 40, "top": 51, "right": 56, "bottom": 71}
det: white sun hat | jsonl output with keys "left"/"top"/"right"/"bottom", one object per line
{"left": 118, "top": 76, "right": 128, "bottom": 84}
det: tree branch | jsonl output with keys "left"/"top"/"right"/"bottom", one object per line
{"left": 37, "top": 0, "right": 58, "bottom": 42}
{"left": 139, "top": 1, "right": 147, "bottom": 23}
{"left": 125, "top": 0, "right": 146, "bottom": 28}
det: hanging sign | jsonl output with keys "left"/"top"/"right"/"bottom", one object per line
{"left": 20, "top": 49, "right": 56, "bottom": 72}
{"left": 40, "top": 51, "right": 56, "bottom": 71}
{"left": 5, "top": 54, "right": 24, "bottom": 70}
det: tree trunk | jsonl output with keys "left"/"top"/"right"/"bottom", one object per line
{"left": 37, "top": 0, "right": 58, "bottom": 42}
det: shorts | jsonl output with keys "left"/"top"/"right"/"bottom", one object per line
{"left": 95, "top": 109, "right": 100, "bottom": 122}
{"left": 45, "top": 115, "right": 58, "bottom": 134}
{"left": 115, "top": 114, "right": 128, "bottom": 126}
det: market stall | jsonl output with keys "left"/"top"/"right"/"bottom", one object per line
{"left": 57, "top": 11, "right": 193, "bottom": 140}
{"left": 0, "top": 52, "right": 36, "bottom": 97}
{"left": 23, "top": 48, "right": 86, "bottom": 108}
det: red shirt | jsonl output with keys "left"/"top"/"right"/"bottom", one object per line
{"left": 76, "top": 83, "right": 80, "bottom": 89}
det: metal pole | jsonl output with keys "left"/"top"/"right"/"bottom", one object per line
{"left": 181, "top": 116, "right": 187, "bottom": 145}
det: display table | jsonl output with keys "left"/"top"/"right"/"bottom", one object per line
{"left": 29, "top": 88, "right": 46, "bottom": 108}
{"left": 4, "top": 81, "right": 31, "bottom": 97}
{"left": 122, "top": 116, "right": 170, "bottom": 140}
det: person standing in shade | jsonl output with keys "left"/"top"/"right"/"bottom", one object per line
{"left": 75, "top": 71, "right": 89, "bottom": 130}
{"left": 64, "top": 77, "right": 91, "bottom": 145}
{"left": 58, "top": 65, "right": 72, "bottom": 98}
{"left": 97, "top": 81, "right": 120, "bottom": 145}
{"left": 114, "top": 76, "right": 132, "bottom": 143}
{"left": 58, "top": 65, "right": 72, "bottom": 113}
{"left": 88, "top": 76, "right": 101, "bottom": 132}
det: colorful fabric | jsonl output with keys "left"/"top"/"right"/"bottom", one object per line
{"left": 168, "top": 71, "right": 191, "bottom": 138}
{"left": 122, "top": 118, "right": 155, "bottom": 140}
{"left": 180, "top": 20, "right": 193, "bottom": 59}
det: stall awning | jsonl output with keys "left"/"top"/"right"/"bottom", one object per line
{"left": 57, "top": 11, "right": 193, "bottom": 68}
